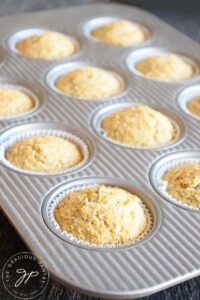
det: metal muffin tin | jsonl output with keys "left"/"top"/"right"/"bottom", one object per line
{"left": 0, "top": 2, "right": 200, "bottom": 299}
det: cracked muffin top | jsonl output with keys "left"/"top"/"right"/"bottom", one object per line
{"left": 187, "top": 96, "right": 200, "bottom": 118}
{"left": 163, "top": 163, "right": 200, "bottom": 209}
{"left": 16, "top": 31, "right": 76, "bottom": 60}
{"left": 6, "top": 135, "right": 83, "bottom": 174}
{"left": 54, "top": 185, "right": 148, "bottom": 246}
{"left": 91, "top": 19, "right": 148, "bottom": 47}
{"left": 0, "top": 87, "right": 34, "bottom": 117}
{"left": 135, "top": 54, "right": 194, "bottom": 82}
{"left": 101, "top": 105, "right": 176, "bottom": 147}
{"left": 55, "top": 66, "right": 122, "bottom": 100}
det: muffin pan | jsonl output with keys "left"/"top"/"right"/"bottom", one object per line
{"left": 1, "top": 3, "right": 200, "bottom": 299}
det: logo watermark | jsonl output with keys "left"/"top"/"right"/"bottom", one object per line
{"left": 2, "top": 252, "right": 49, "bottom": 299}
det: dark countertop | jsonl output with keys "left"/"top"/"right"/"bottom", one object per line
{"left": 0, "top": 1, "right": 200, "bottom": 299}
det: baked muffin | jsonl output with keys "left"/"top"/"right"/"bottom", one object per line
{"left": 187, "top": 96, "right": 200, "bottom": 118}
{"left": 6, "top": 135, "right": 83, "bottom": 173}
{"left": 55, "top": 66, "right": 122, "bottom": 100}
{"left": 163, "top": 163, "right": 200, "bottom": 209}
{"left": 0, "top": 87, "right": 34, "bottom": 116}
{"left": 101, "top": 105, "right": 176, "bottom": 147}
{"left": 54, "top": 185, "right": 148, "bottom": 246}
{"left": 16, "top": 31, "right": 75, "bottom": 60}
{"left": 135, "top": 54, "right": 194, "bottom": 82}
{"left": 91, "top": 19, "right": 147, "bottom": 47}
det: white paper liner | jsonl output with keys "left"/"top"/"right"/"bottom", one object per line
{"left": 48, "top": 184, "right": 153, "bottom": 249}
{"left": 154, "top": 158, "right": 200, "bottom": 211}
{"left": 98, "top": 115, "right": 180, "bottom": 149}
{"left": 0, "top": 129, "right": 89, "bottom": 176}
{"left": 177, "top": 86, "right": 200, "bottom": 120}
{"left": 0, "top": 84, "right": 40, "bottom": 121}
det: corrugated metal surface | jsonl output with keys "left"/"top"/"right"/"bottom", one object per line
{"left": 0, "top": 3, "right": 200, "bottom": 298}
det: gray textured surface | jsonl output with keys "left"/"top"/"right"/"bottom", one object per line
{"left": 0, "top": 1, "right": 200, "bottom": 300}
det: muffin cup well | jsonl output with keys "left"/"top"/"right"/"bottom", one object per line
{"left": 177, "top": 85, "right": 200, "bottom": 120}
{"left": 125, "top": 47, "right": 200, "bottom": 83}
{"left": 0, "top": 122, "right": 95, "bottom": 177}
{"left": 42, "top": 177, "right": 160, "bottom": 251}
{"left": 91, "top": 102, "right": 186, "bottom": 150}
{"left": 0, "top": 78, "right": 45, "bottom": 121}
{"left": 82, "top": 16, "right": 152, "bottom": 47}
{"left": 5, "top": 28, "right": 81, "bottom": 60}
{"left": 149, "top": 150, "right": 200, "bottom": 212}
{"left": 45, "top": 61, "right": 128, "bottom": 101}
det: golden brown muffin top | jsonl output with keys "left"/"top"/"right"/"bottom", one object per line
{"left": 6, "top": 135, "right": 83, "bottom": 174}
{"left": 92, "top": 19, "right": 147, "bottom": 46}
{"left": 0, "top": 87, "right": 34, "bottom": 116}
{"left": 135, "top": 54, "right": 194, "bottom": 82}
{"left": 101, "top": 105, "right": 176, "bottom": 147}
{"left": 16, "top": 31, "right": 75, "bottom": 60}
{"left": 54, "top": 185, "right": 148, "bottom": 246}
{"left": 55, "top": 66, "right": 122, "bottom": 100}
